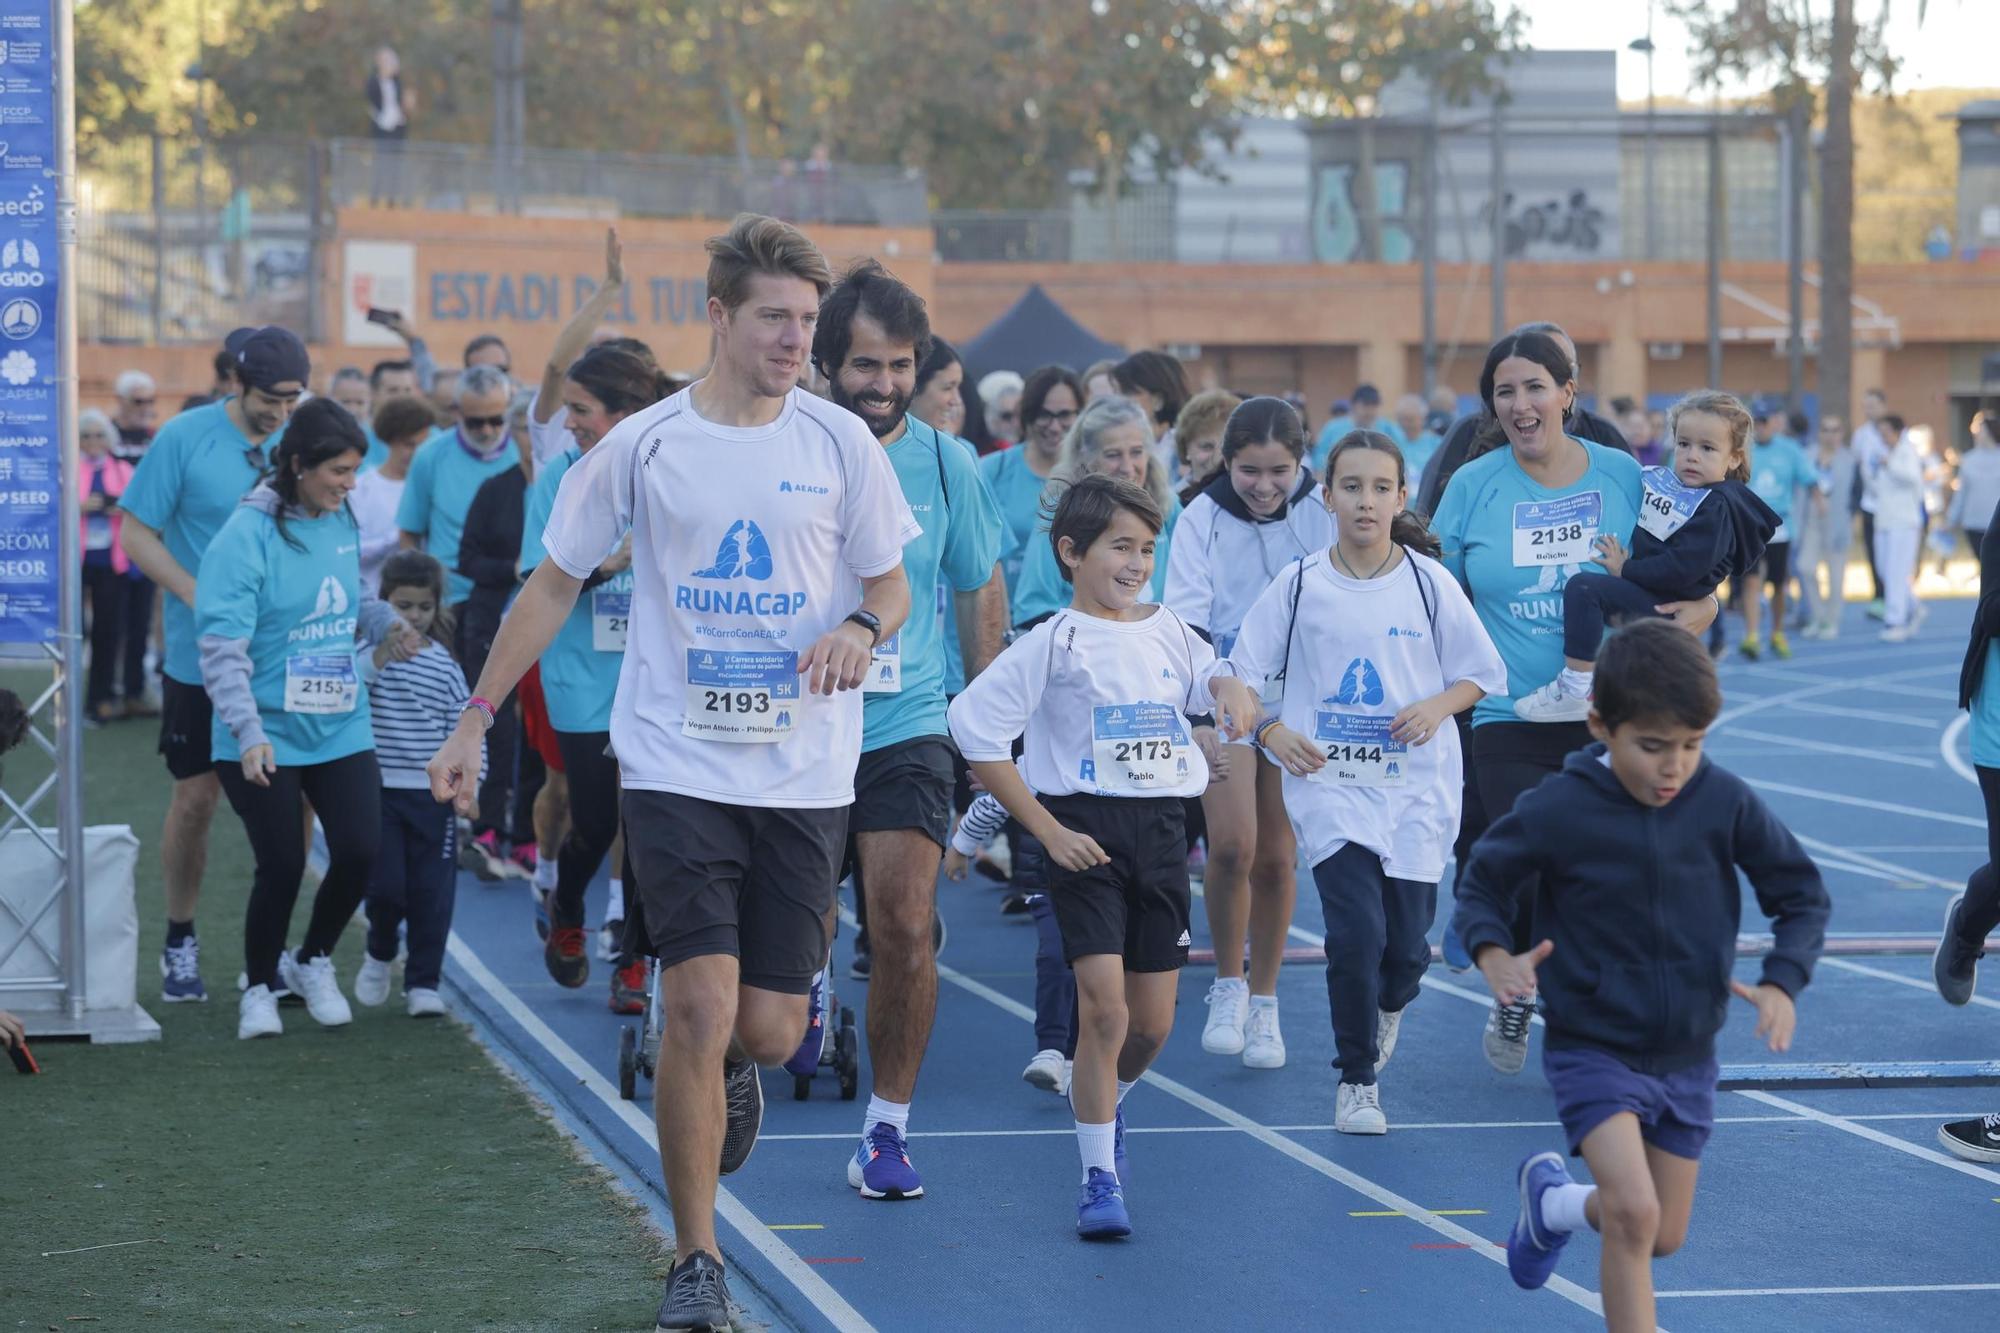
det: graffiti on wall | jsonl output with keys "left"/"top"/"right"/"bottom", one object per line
{"left": 1481, "top": 190, "right": 1608, "bottom": 257}
{"left": 1312, "top": 162, "right": 1416, "bottom": 264}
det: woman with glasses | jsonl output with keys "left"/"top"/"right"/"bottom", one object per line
{"left": 981, "top": 366, "right": 1085, "bottom": 601}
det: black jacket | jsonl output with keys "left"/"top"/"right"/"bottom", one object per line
{"left": 1450, "top": 745, "right": 1829, "bottom": 1074}
{"left": 1415, "top": 406, "right": 1631, "bottom": 520}
{"left": 1959, "top": 495, "right": 2000, "bottom": 710}
{"left": 1623, "top": 477, "right": 1780, "bottom": 602}
{"left": 456, "top": 465, "right": 526, "bottom": 654}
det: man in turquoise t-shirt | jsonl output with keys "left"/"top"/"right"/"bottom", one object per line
{"left": 814, "top": 262, "right": 1006, "bottom": 1202}
{"left": 119, "top": 325, "right": 307, "bottom": 1005}
{"left": 1742, "top": 404, "right": 1815, "bottom": 660}
{"left": 395, "top": 364, "right": 518, "bottom": 633}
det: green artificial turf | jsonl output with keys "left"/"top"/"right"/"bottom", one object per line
{"left": 1, "top": 669, "right": 666, "bottom": 1331}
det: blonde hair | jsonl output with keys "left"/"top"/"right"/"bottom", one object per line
{"left": 1174, "top": 389, "right": 1242, "bottom": 465}
{"left": 704, "top": 213, "right": 832, "bottom": 314}
{"left": 1043, "top": 395, "right": 1173, "bottom": 517}
{"left": 1666, "top": 389, "right": 1754, "bottom": 483}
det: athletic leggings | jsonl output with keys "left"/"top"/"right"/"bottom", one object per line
{"left": 217, "top": 749, "right": 382, "bottom": 991}
{"left": 552, "top": 729, "right": 619, "bottom": 931}
{"left": 1313, "top": 842, "right": 1434, "bottom": 1086}
{"left": 1958, "top": 767, "right": 2000, "bottom": 950}
{"left": 1470, "top": 721, "right": 1593, "bottom": 954}
{"left": 1562, "top": 571, "right": 1676, "bottom": 662}
{"left": 365, "top": 788, "right": 458, "bottom": 990}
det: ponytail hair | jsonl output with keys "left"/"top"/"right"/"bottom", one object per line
{"left": 376, "top": 549, "right": 456, "bottom": 653}
{"left": 1666, "top": 389, "right": 1754, "bottom": 483}
{"left": 1220, "top": 395, "right": 1307, "bottom": 464}
{"left": 269, "top": 396, "right": 367, "bottom": 552}
{"left": 565, "top": 342, "right": 671, "bottom": 419}
{"left": 1323, "top": 428, "right": 1441, "bottom": 559}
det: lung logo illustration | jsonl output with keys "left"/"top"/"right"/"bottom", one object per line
{"left": 693, "top": 519, "right": 774, "bottom": 580}
{"left": 1333, "top": 657, "right": 1385, "bottom": 707}
{"left": 310, "top": 575, "right": 349, "bottom": 620}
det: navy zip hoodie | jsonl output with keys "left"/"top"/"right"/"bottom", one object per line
{"left": 1622, "top": 476, "right": 1780, "bottom": 602}
{"left": 1450, "top": 744, "right": 1829, "bottom": 1074}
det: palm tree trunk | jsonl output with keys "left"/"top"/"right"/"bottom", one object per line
{"left": 1819, "top": 0, "right": 1856, "bottom": 423}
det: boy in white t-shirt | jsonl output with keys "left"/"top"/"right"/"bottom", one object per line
{"left": 950, "top": 473, "right": 1250, "bottom": 1242}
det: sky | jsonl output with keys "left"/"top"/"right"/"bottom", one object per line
{"left": 1521, "top": 0, "right": 1990, "bottom": 104}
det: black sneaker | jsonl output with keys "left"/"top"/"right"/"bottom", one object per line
{"left": 1933, "top": 894, "right": 1982, "bottom": 1006}
{"left": 849, "top": 931, "right": 872, "bottom": 981}
{"left": 719, "top": 1057, "right": 763, "bottom": 1176}
{"left": 1937, "top": 1113, "right": 2000, "bottom": 1164}
{"left": 1000, "top": 891, "right": 1030, "bottom": 915}
{"left": 656, "top": 1250, "right": 731, "bottom": 1331}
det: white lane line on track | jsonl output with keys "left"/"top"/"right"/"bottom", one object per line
{"left": 1784, "top": 700, "right": 1942, "bottom": 730}
{"left": 444, "top": 935, "right": 875, "bottom": 1333}
{"left": 1816, "top": 955, "right": 2000, "bottom": 1013}
{"left": 1714, "top": 726, "right": 1938, "bottom": 768}
{"left": 1657, "top": 1282, "right": 2000, "bottom": 1298}
{"left": 1790, "top": 833, "right": 1961, "bottom": 890}
{"left": 1731, "top": 1089, "right": 2000, "bottom": 1187}
{"left": 920, "top": 945, "right": 1610, "bottom": 1319}
{"left": 1941, "top": 711, "right": 1979, "bottom": 787}
{"left": 1712, "top": 661, "right": 1956, "bottom": 732}
{"left": 1743, "top": 778, "right": 1986, "bottom": 829}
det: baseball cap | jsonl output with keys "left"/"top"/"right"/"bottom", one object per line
{"left": 223, "top": 326, "right": 311, "bottom": 394}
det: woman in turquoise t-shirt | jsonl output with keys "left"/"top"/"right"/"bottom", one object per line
{"left": 1432, "top": 330, "right": 1713, "bottom": 1074}
{"left": 199, "top": 397, "right": 416, "bottom": 1040}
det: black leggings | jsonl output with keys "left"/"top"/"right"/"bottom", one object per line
{"left": 1449, "top": 712, "right": 1486, "bottom": 898}
{"left": 82, "top": 562, "right": 125, "bottom": 710}
{"left": 217, "top": 748, "right": 382, "bottom": 990}
{"left": 1959, "top": 767, "right": 2000, "bottom": 949}
{"left": 1471, "top": 721, "right": 1593, "bottom": 954}
{"left": 1563, "top": 571, "right": 1674, "bottom": 662}
{"left": 552, "top": 729, "right": 619, "bottom": 930}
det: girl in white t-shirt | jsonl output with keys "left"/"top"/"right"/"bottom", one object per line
{"left": 1213, "top": 431, "right": 1506, "bottom": 1136}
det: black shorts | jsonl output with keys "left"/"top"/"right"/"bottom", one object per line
{"left": 1750, "top": 540, "right": 1792, "bottom": 590}
{"left": 1041, "top": 793, "right": 1190, "bottom": 973}
{"left": 621, "top": 789, "right": 846, "bottom": 994}
{"left": 158, "top": 675, "right": 215, "bottom": 782}
{"left": 848, "top": 735, "right": 955, "bottom": 850}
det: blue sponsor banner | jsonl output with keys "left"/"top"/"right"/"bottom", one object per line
{"left": 0, "top": 0, "right": 55, "bottom": 642}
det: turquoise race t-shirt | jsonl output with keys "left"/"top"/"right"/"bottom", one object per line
{"left": 396, "top": 429, "right": 519, "bottom": 606}
{"left": 979, "top": 445, "right": 1053, "bottom": 594}
{"left": 1010, "top": 493, "right": 1180, "bottom": 628}
{"left": 360, "top": 425, "right": 389, "bottom": 471}
{"left": 925, "top": 428, "right": 997, "bottom": 697}
{"left": 196, "top": 502, "right": 373, "bottom": 767}
{"left": 520, "top": 445, "right": 633, "bottom": 735}
{"left": 1749, "top": 433, "right": 1814, "bottom": 536}
{"left": 865, "top": 417, "right": 1005, "bottom": 751}
{"left": 118, "top": 399, "right": 283, "bottom": 686}
{"left": 1432, "top": 439, "right": 1644, "bottom": 727}
{"left": 1973, "top": 642, "right": 2000, "bottom": 768}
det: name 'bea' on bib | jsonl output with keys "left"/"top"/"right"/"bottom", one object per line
{"left": 1512, "top": 491, "right": 1603, "bottom": 567}
{"left": 1637, "top": 467, "right": 1709, "bottom": 543}
{"left": 1308, "top": 710, "right": 1407, "bottom": 786}
{"left": 1087, "top": 702, "right": 1191, "bottom": 793}
{"left": 683, "top": 649, "right": 799, "bottom": 743}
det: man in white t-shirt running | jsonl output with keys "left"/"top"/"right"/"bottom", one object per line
{"left": 427, "top": 214, "right": 916, "bottom": 1332}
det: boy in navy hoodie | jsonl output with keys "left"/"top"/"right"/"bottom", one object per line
{"left": 1452, "top": 618, "right": 1828, "bottom": 1332}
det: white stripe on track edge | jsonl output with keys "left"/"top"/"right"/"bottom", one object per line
{"left": 1941, "top": 711, "right": 1979, "bottom": 787}
{"left": 1742, "top": 778, "right": 1986, "bottom": 829}
{"left": 1731, "top": 1088, "right": 2000, "bottom": 1187}
{"left": 1816, "top": 954, "right": 2000, "bottom": 1013}
{"left": 444, "top": 934, "right": 875, "bottom": 1333}
{"left": 928, "top": 956, "right": 1609, "bottom": 1321}
{"left": 1657, "top": 1282, "right": 2000, "bottom": 1299}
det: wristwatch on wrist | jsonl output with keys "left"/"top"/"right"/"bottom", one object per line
{"left": 845, "top": 609, "right": 884, "bottom": 647}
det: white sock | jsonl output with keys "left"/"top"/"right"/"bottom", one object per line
{"left": 604, "top": 879, "right": 625, "bottom": 924}
{"left": 1558, "top": 667, "right": 1593, "bottom": 696}
{"left": 1541, "top": 1181, "right": 1596, "bottom": 1234}
{"left": 864, "top": 1095, "right": 910, "bottom": 1138}
{"left": 1249, "top": 993, "right": 1278, "bottom": 1013}
{"left": 1116, "top": 1079, "right": 1136, "bottom": 1105}
{"left": 1076, "top": 1119, "right": 1117, "bottom": 1182}
{"left": 532, "top": 856, "right": 558, "bottom": 891}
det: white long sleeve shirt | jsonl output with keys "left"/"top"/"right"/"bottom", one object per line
{"left": 1163, "top": 483, "right": 1336, "bottom": 657}
{"left": 948, "top": 604, "right": 1219, "bottom": 799}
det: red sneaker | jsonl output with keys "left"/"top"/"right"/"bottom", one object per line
{"left": 609, "top": 958, "right": 648, "bottom": 1014}
{"left": 544, "top": 927, "right": 588, "bottom": 988}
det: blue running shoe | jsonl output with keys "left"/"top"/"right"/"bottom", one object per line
{"left": 533, "top": 889, "right": 551, "bottom": 943}
{"left": 1114, "top": 1104, "right": 1128, "bottom": 1186}
{"left": 847, "top": 1123, "right": 924, "bottom": 1200}
{"left": 1076, "top": 1167, "right": 1131, "bottom": 1240}
{"left": 784, "top": 972, "right": 825, "bottom": 1078}
{"left": 1507, "top": 1151, "right": 1573, "bottom": 1290}
{"left": 160, "top": 938, "right": 206, "bottom": 1003}
{"left": 1441, "top": 921, "right": 1472, "bottom": 973}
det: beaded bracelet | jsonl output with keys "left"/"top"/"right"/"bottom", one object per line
{"left": 463, "top": 696, "right": 497, "bottom": 729}
{"left": 1251, "top": 717, "right": 1283, "bottom": 749}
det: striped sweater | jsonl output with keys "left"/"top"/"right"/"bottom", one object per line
{"left": 365, "top": 641, "right": 482, "bottom": 789}
{"left": 950, "top": 791, "right": 1009, "bottom": 858}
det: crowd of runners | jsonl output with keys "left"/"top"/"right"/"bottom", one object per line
{"left": 66, "top": 212, "right": 2000, "bottom": 1333}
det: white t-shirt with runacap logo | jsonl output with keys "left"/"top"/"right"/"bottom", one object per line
{"left": 948, "top": 604, "right": 1220, "bottom": 800}
{"left": 539, "top": 386, "right": 919, "bottom": 808}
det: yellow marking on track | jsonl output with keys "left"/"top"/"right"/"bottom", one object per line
{"left": 768, "top": 1224, "right": 825, "bottom": 1231}
{"left": 1349, "top": 1208, "right": 1488, "bottom": 1218}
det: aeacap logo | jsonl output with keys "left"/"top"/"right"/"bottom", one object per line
{"left": 1332, "top": 657, "right": 1385, "bottom": 707}
{"left": 692, "top": 519, "right": 773, "bottom": 581}
{"left": 677, "top": 519, "right": 808, "bottom": 616}
{"left": 309, "top": 574, "right": 349, "bottom": 620}
{"left": 0, "top": 237, "right": 42, "bottom": 288}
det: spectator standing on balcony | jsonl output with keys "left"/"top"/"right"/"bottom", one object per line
{"left": 111, "top": 371, "right": 158, "bottom": 461}
{"left": 366, "top": 46, "right": 415, "bottom": 207}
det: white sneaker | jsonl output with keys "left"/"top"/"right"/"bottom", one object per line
{"left": 1242, "top": 1000, "right": 1286, "bottom": 1069}
{"left": 1022, "top": 1047, "right": 1067, "bottom": 1093}
{"left": 354, "top": 956, "right": 393, "bottom": 1007}
{"left": 1375, "top": 1007, "right": 1404, "bottom": 1073}
{"left": 278, "top": 951, "right": 353, "bottom": 1028}
{"left": 237, "top": 984, "right": 283, "bottom": 1040}
{"left": 406, "top": 988, "right": 446, "bottom": 1018}
{"left": 596, "top": 921, "right": 623, "bottom": 962}
{"left": 1335, "top": 1081, "right": 1387, "bottom": 1135}
{"left": 1483, "top": 998, "right": 1534, "bottom": 1075}
{"left": 1879, "top": 624, "right": 1915, "bottom": 643}
{"left": 1513, "top": 677, "right": 1591, "bottom": 723}
{"left": 1201, "top": 977, "right": 1248, "bottom": 1055}
{"left": 1059, "top": 1058, "right": 1073, "bottom": 1098}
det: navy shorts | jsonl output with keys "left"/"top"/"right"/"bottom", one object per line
{"left": 1543, "top": 1045, "right": 1719, "bottom": 1162}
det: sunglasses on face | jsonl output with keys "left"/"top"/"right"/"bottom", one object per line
{"left": 462, "top": 415, "right": 507, "bottom": 430}
{"left": 126, "top": 397, "right": 156, "bottom": 407}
